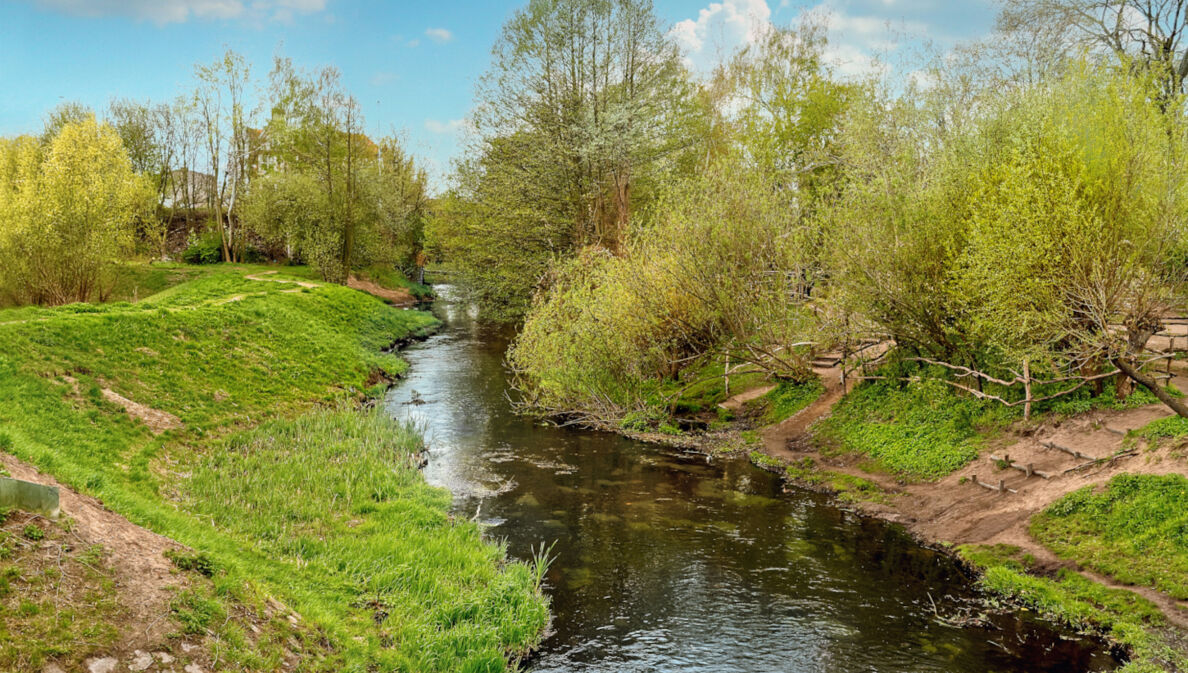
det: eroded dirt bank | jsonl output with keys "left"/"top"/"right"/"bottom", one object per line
{"left": 748, "top": 368, "right": 1188, "bottom": 629}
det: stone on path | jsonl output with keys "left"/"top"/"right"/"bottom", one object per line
{"left": 86, "top": 658, "right": 119, "bottom": 673}
{"left": 128, "top": 650, "right": 154, "bottom": 671}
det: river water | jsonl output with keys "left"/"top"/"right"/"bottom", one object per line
{"left": 385, "top": 289, "right": 1118, "bottom": 673}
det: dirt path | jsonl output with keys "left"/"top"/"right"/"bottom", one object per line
{"left": 0, "top": 454, "right": 188, "bottom": 647}
{"left": 758, "top": 364, "right": 845, "bottom": 461}
{"left": 754, "top": 367, "right": 1188, "bottom": 627}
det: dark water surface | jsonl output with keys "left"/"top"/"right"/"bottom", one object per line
{"left": 385, "top": 289, "right": 1117, "bottom": 673}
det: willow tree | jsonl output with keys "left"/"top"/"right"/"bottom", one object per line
{"left": 0, "top": 118, "right": 153, "bottom": 305}
{"left": 953, "top": 66, "right": 1188, "bottom": 414}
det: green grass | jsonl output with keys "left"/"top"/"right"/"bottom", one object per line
{"left": 1133, "top": 415, "right": 1188, "bottom": 445}
{"left": 0, "top": 267, "right": 548, "bottom": 671}
{"left": 1032, "top": 473, "right": 1188, "bottom": 601}
{"left": 184, "top": 408, "right": 549, "bottom": 670}
{"left": 958, "top": 543, "right": 1184, "bottom": 673}
{"left": 813, "top": 377, "right": 1012, "bottom": 480}
{"left": 749, "top": 452, "right": 889, "bottom": 504}
{"left": 656, "top": 358, "right": 766, "bottom": 416}
{"left": 758, "top": 379, "right": 825, "bottom": 424}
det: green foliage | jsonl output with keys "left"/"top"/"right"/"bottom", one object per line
{"left": 164, "top": 549, "right": 218, "bottom": 577}
{"left": 0, "top": 271, "right": 547, "bottom": 670}
{"left": 181, "top": 228, "right": 225, "bottom": 264}
{"left": 761, "top": 379, "right": 825, "bottom": 424}
{"left": 248, "top": 60, "right": 430, "bottom": 282}
{"left": 959, "top": 544, "right": 1183, "bottom": 673}
{"left": 21, "top": 525, "right": 44, "bottom": 541}
{"left": 1033, "top": 473, "right": 1188, "bottom": 600}
{"left": 0, "top": 117, "right": 154, "bottom": 305}
{"left": 429, "top": 0, "right": 697, "bottom": 320}
{"left": 815, "top": 377, "right": 1011, "bottom": 479}
{"left": 1134, "top": 415, "right": 1188, "bottom": 443}
{"left": 509, "top": 157, "right": 819, "bottom": 422}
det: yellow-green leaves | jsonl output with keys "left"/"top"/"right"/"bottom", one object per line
{"left": 0, "top": 116, "right": 152, "bottom": 305}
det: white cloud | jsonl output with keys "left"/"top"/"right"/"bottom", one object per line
{"left": 424, "top": 27, "right": 453, "bottom": 44}
{"left": 30, "top": 0, "right": 325, "bottom": 24}
{"left": 371, "top": 71, "right": 399, "bottom": 87}
{"left": 424, "top": 118, "right": 465, "bottom": 135}
{"left": 670, "top": 0, "right": 772, "bottom": 71}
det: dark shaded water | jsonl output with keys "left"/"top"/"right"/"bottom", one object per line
{"left": 385, "top": 289, "right": 1117, "bottom": 673}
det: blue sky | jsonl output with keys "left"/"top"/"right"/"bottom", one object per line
{"left": 0, "top": 0, "right": 998, "bottom": 187}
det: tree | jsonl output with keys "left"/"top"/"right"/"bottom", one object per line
{"left": 40, "top": 101, "right": 93, "bottom": 144}
{"left": 999, "top": 0, "right": 1188, "bottom": 100}
{"left": 194, "top": 49, "right": 254, "bottom": 262}
{"left": 255, "top": 59, "right": 374, "bottom": 282}
{"left": 953, "top": 66, "right": 1188, "bottom": 414}
{"left": 0, "top": 117, "right": 153, "bottom": 305}
{"left": 435, "top": 0, "right": 696, "bottom": 319}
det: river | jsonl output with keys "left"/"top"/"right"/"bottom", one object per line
{"left": 385, "top": 288, "right": 1118, "bottom": 673}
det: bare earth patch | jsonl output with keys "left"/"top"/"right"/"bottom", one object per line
{"left": 346, "top": 276, "right": 416, "bottom": 307}
{"left": 757, "top": 371, "right": 1188, "bottom": 627}
{"left": 100, "top": 389, "right": 183, "bottom": 434}
{"left": 0, "top": 454, "right": 188, "bottom": 649}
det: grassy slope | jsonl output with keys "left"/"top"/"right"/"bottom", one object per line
{"left": 814, "top": 372, "right": 1167, "bottom": 481}
{"left": 1032, "top": 474, "right": 1188, "bottom": 601}
{"left": 958, "top": 544, "right": 1186, "bottom": 673}
{"left": 0, "top": 267, "right": 547, "bottom": 672}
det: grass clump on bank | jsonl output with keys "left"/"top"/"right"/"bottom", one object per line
{"left": 749, "top": 452, "right": 889, "bottom": 504}
{"left": 813, "top": 378, "right": 1011, "bottom": 480}
{"left": 186, "top": 407, "right": 549, "bottom": 670}
{"left": 0, "top": 266, "right": 549, "bottom": 671}
{"left": 1032, "top": 474, "right": 1188, "bottom": 600}
{"left": 759, "top": 379, "right": 825, "bottom": 424}
{"left": 958, "top": 544, "right": 1185, "bottom": 673}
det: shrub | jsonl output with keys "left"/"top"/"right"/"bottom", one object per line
{"left": 181, "top": 228, "right": 224, "bottom": 265}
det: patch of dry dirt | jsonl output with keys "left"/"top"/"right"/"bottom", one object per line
{"left": 0, "top": 454, "right": 187, "bottom": 647}
{"left": 346, "top": 276, "right": 416, "bottom": 307}
{"left": 100, "top": 389, "right": 182, "bottom": 434}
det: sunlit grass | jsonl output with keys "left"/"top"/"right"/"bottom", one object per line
{"left": 0, "top": 267, "right": 548, "bottom": 671}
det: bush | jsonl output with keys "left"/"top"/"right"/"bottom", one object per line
{"left": 181, "top": 229, "right": 224, "bottom": 265}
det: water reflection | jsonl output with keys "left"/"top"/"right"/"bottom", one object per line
{"left": 386, "top": 288, "right": 1117, "bottom": 673}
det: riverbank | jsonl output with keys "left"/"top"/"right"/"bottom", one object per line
{"left": 0, "top": 264, "right": 547, "bottom": 672}
{"left": 692, "top": 367, "right": 1188, "bottom": 672}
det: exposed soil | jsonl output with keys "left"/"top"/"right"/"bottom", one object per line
{"left": 0, "top": 454, "right": 189, "bottom": 649}
{"left": 100, "top": 388, "right": 183, "bottom": 434}
{"left": 60, "top": 376, "right": 183, "bottom": 435}
{"left": 347, "top": 276, "right": 416, "bottom": 307}
{"left": 744, "top": 363, "right": 1188, "bottom": 628}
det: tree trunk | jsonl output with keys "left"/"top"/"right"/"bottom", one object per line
{"left": 1113, "top": 356, "right": 1188, "bottom": 418}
